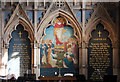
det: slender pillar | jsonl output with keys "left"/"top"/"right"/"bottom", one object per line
{"left": 81, "top": 0, "right": 87, "bottom": 79}
{"left": 0, "top": 2, "right": 2, "bottom": 66}
{"left": 34, "top": 1, "right": 40, "bottom": 80}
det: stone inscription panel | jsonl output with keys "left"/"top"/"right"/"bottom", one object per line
{"left": 88, "top": 24, "right": 113, "bottom": 81}
{"left": 12, "top": 39, "right": 31, "bottom": 75}
{"left": 8, "top": 24, "right": 31, "bottom": 77}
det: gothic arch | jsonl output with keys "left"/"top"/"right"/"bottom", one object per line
{"left": 37, "top": 9, "right": 82, "bottom": 44}
{"left": 4, "top": 18, "right": 35, "bottom": 77}
{"left": 37, "top": 9, "right": 82, "bottom": 76}
{"left": 4, "top": 17, "right": 34, "bottom": 46}
{"left": 85, "top": 17, "right": 116, "bottom": 44}
{"left": 84, "top": 16, "right": 118, "bottom": 79}
{"left": 3, "top": 4, "right": 34, "bottom": 46}
{"left": 84, "top": 3, "right": 117, "bottom": 44}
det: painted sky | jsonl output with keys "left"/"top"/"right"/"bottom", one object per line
{"left": 43, "top": 25, "right": 74, "bottom": 46}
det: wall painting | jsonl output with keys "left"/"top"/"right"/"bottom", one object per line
{"left": 40, "top": 16, "right": 79, "bottom": 76}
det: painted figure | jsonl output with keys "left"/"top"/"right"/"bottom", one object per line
{"left": 53, "top": 17, "right": 67, "bottom": 45}
{"left": 63, "top": 38, "right": 78, "bottom": 68}
{"left": 47, "top": 44, "right": 58, "bottom": 68}
{"left": 71, "top": 39, "right": 78, "bottom": 58}
{"left": 63, "top": 47, "right": 75, "bottom": 69}
{"left": 49, "top": 40, "right": 55, "bottom": 54}
{"left": 64, "top": 38, "right": 73, "bottom": 53}
{"left": 41, "top": 40, "right": 47, "bottom": 65}
{"left": 40, "top": 17, "right": 78, "bottom": 69}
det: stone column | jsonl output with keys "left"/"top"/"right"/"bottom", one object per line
{"left": 78, "top": 42, "right": 82, "bottom": 74}
{"left": 4, "top": 43, "right": 9, "bottom": 75}
{"left": 112, "top": 42, "right": 119, "bottom": 76}
{"left": 81, "top": 0, "right": 87, "bottom": 79}
{"left": 82, "top": 41, "right": 88, "bottom": 80}
{"left": 35, "top": 44, "right": 40, "bottom": 80}
{"left": 33, "top": 42, "right": 40, "bottom": 80}
{"left": 34, "top": 2, "right": 40, "bottom": 80}
{"left": 0, "top": 2, "right": 2, "bottom": 66}
{"left": 118, "top": 2, "right": 120, "bottom": 82}
{"left": 0, "top": 2, "right": 6, "bottom": 75}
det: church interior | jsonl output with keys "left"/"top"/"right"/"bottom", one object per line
{"left": 0, "top": 0, "right": 120, "bottom": 82}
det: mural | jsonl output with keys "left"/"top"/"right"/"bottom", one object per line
{"left": 40, "top": 16, "right": 78, "bottom": 76}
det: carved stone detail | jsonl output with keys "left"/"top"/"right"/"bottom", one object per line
{"left": 112, "top": 41, "right": 119, "bottom": 48}
{"left": 78, "top": 42, "right": 82, "bottom": 48}
{"left": 5, "top": 43, "right": 9, "bottom": 49}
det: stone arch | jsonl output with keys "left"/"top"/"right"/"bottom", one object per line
{"left": 85, "top": 17, "right": 116, "bottom": 44}
{"left": 4, "top": 17, "right": 34, "bottom": 46}
{"left": 7, "top": 24, "right": 32, "bottom": 77}
{"left": 37, "top": 9, "right": 82, "bottom": 76}
{"left": 84, "top": 17, "right": 118, "bottom": 79}
{"left": 37, "top": 9, "right": 82, "bottom": 44}
{"left": 2, "top": 17, "right": 35, "bottom": 75}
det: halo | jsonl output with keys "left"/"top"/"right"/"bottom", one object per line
{"left": 53, "top": 16, "right": 65, "bottom": 25}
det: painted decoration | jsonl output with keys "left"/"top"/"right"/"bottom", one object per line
{"left": 88, "top": 24, "right": 113, "bottom": 81}
{"left": 40, "top": 16, "right": 78, "bottom": 76}
{"left": 8, "top": 24, "right": 31, "bottom": 78}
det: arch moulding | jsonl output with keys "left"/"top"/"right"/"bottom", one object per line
{"left": 85, "top": 17, "right": 116, "bottom": 44}
{"left": 37, "top": 9, "right": 82, "bottom": 45}
{"left": 3, "top": 17, "right": 34, "bottom": 46}
{"left": 84, "top": 16, "right": 118, "bottom": 78}
{"left": 36, "top": 9, "right": 83, "bottom": 75}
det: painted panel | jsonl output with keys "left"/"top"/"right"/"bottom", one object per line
{"left": 40, "top": 17, "right": 79, "bottom": 76}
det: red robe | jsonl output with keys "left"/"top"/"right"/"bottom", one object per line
{"left": 54, "top": 23, "right": 65, "bottom": 45}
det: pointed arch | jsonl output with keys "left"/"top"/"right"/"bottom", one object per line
{"left": 84, "top": 3, "right": 116, "bottom": 43}
{"left": 85, "top": 17, "right": 116, "bottom": 43}
{"left": 84, "top": 4, "right": 118, "bottom": 79}
{"left": 37, "top": 9, "right": 82, "bottom": 44}
{"left": 8, "top": 24, "right": 32, "bottom": 78}
{"left": 37, "top": 9, "right": 82, "bottom": 77}
{"left": 4, "top": 17, "right": 34, "bottom": 45}
{"left": 3, "top": 4, "right": 34, "bottom": 44}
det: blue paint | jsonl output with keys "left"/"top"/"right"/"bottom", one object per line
{"left": 85, "top": 10, "right": 94, "bottom": 23}
{"left": 40, "top": 68, "right": 77, "bottom": 77}
{"left": 26, "top": 11, "right": 34, "bottom": 23}
{"left": 76, "top": 10, "right": 82, "bottom": 23}
{"left": 40, "top": 24, "right": 79, "bottom": 77}
{"left": 4, "top": 11, "right": 12, "bottom": 24}
{"left": 37, "top": 11, "right": 45, "bottom": 23}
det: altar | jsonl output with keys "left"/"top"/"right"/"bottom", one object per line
{"left": 38, "top": 76, "right": 77, "bottom": 82}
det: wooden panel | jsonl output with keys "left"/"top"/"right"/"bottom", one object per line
{"left": 38, "top": 76, "right": 77, "bottom": 82}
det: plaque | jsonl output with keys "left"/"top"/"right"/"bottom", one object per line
{"left": 88, "top": 24, "right": 113, "bottom": 81}
{"left": 8, "top": 24, "right": 31, "bottom": 78}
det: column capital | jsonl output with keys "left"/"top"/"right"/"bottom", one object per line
{"left": 78, "top": 42, "right": 82, "bottom": 48}
{"left": 5, "top": 43, "right": 9, "bottom": 49}
{"left": 112, "top": 41, "right": 119, "bottom": 48}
